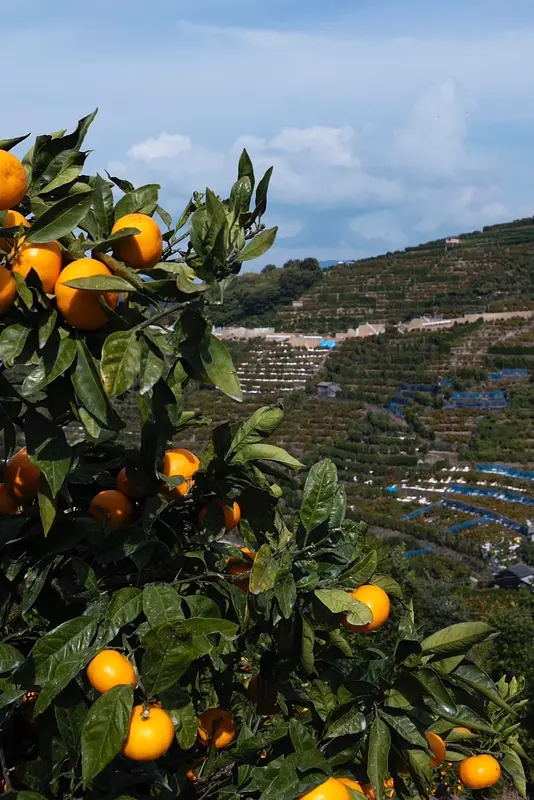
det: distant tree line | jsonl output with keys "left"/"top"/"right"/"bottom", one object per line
{"left": 206, "top": 257, "right": 323, "bottom": 328}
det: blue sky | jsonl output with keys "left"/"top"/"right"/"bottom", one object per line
{"left": 4, "top": 1, "right": 534, "bottom": 269}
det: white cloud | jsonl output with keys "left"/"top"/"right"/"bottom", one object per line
{"left": 350, "top": 211, "right": 408, "bottom": 247}
{"left": 127, "top": 133, "right": 193, "bottom": 162}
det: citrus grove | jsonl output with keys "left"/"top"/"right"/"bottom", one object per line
{"left": 0, "top": 113, "right": 528, "bottom": 799}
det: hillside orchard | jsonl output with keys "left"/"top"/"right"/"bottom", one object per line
{"left": 0, "top": 114, "right": 529, "bottom": 799}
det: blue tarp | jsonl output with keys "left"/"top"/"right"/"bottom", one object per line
{"left": 441, "top": 377, "right": 454, "bottom": 388}
{"left": 447, "top": 516, "right": 491, "bottom": 534}
{"left": 445, "top": 390, "right": 508, "bottom": 410}
{"left": 490, "top": 369, "right": 529, "bottom": 380}
{"left": 385, "top": 402, "right": 405, "bottom": 418}
{"left": 404, "top": 547, "right": 433, "bottom": 557}
{"left": 477, "top": 464, "right": 534, "bottom": 482}
{"left": 319, "top": 340, "right": 336, "bottom": 349}
{"left": 449, "top": 483, "right": 534, "bottom": 507}
{"left": 402, "top": 504, "right": 439, "bottom": 520}
{"left": 442, "top": 498, "right": 527, "bottom": 535}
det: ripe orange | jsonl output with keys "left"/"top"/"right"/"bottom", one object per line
{"left": 21, "top": 689, "right": 39, "bottom": 706}
{"left": 87, "top": 650, "right": 136, "bottom": 694}
{"left": 0, "top": 209, "right": 30, "bottom": 251}
{"left": 197, "top": 708, "right": 237, "bottom": 750}
{"left": 227, "top": 550, "right": 255, "bottom": 593}
{"left": 451, "top": 726, "right": 472, "bottom": 737}
{"left": 384, "top": 778, "right": 395, "bottom": 798}
{"left": 299, "top": 777, "right": 352, "bottom": 800}
{"left": 343, "top": 584, "right": 391, "bottom": 633}
{"left": 54, "top": 258, "right": 118, "bottom": 330}
{"left": 111, "top": 213, "right": 163, "bottom": 270}
{"left": 458, "top": 754, "right": 501, "bottom": 790}
{"left": 89, "top": 489, "right": 133, "bottom": 530}
{"left": 122, "top": 704, "right": 175, "bottom": 761}
{"left": 116, "top": 467, "right": 144, "bottom": 499}
{"left": 5, "top": 448, "right": 41, "bottom": 502}
{"left": 11, "top": 238, "right": 62, "bottom": 293}
{"left": 0, "top": 265, "right": 16, "bottom": 315}
{"left": 162, "top": 448, "right": 200, "bottom": 497}
{"left": 0, "top": 150, "right": 27, "bottom": 210}
{"left": 0, "top": 482, "right": 19, "bottom": 515}
{"left": 425, "top": 732, "right": 446, "bottom": 768}
{"left": 199, "top": 500, "right": 241, "bottom": 530}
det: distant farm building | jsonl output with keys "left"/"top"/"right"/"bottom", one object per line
{"left": 445, "top": 237, "right": 462, "bottom": 248}
{"left": 494, "top": 563, "right": 534, "bottom": 591}
{"left": 317, "top": 381, "right": 342, "bottom": 399}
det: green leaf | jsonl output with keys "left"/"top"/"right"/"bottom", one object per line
{"left": 0, "top": 322, "right": 31, "bottom": 366}
{"left": 142, "top": 584, "right": 184, "bottom": 627}
{"left": 308, "top": 680, "right": 336, "bottom": 721}
{"left": 101, "top": 588, "right": 143, "bottom": 642}
{"left": 93, "top": 173, "right": 114, "bottom": 236}
{"left": 138, "top": 335, "right": 165, "bottom": 394}
{"left": 501, "top": 749, "right": 525, "bottom": 797}
{"left": 314, "top": 589, "right": 372, "bottom": 625}
{"left": 300, "top": 459, "right": 338, "bottom": 532}
{"left": 276, "top": 572, "right": 297, "bottom": 619}
{"left": 0, "top": 644, "right": 24, "bottom": 675}
{"left": 199, "top": 334, "right": 242, "bottom": 401}
{"left": 249, "top": 545, "right": 279, "bottom": 594}
{"left": 453, "top": 663, "right": 516, "bottom": 714}
{"left": 300, "top": 614, "right": 315, "bottom": 675}
{"left": 114, "top": 184, "right": 159, "bottom": 220}
{"left": 25, "top": 189, "right": 93, "bottom": 243}
{"left": 81, "top": 685, "right": 134, "bottom": 786}
{"left": 34, "top": 647, "right": 96, "bottom": 716}
{"left": 140, "top": 623, "right": 213, "bottom": 694}
{"left": 329, "top": 484, "right": 346, "bottom": 530}
{"left": 22, "top": 337, "right": 77, "bottom": 395}
{"left": 31, "top": 615, "right": 100, "bottom": 684}
{"left": 230, "top": 404, "right": 284, "bottom": 454}
{"left": 371, "top": 574, "right": 403, "bottom": 599}
{"left": 38, "top": 308, "right": 57, "bottom": 349}
{"left": 25, "top": 409, "right": 72, "bottom": 497}
{"left": 100, "top": 330, "right": 143, "bottom": 397}
{"left": 173, "top": 702, "right": 197, "bottom": 750}
{"left": 72, "top": 339, "right": 123, "bottom": 430}
{"left": 0, "top": 133, "right": 30, "bottom": 151}
{"left": 63, "top": 274, "right": 137, "bottom": 292}
{"left": 367, "top": 716, "right": 391, "bottom": 800}
{"left": 37, "top": 480, "right": 57, "bottom": 535}
{"left": 253, "top": 166, "right": 274, "bottom": 219}
{"left": 422, "top": 622, "right": 494, "bottom": 655}
{"left": 341, "top": 551, "right": 378, "bottom": 588}
{"left": 21, "top": 558, "right": 54, "bottom": 613}
{"left": 238, "top": 149, "right": 255, "bottom": 194}
{"left": 239, "top": 226, "right": 278, "bottom": 262}
{"left": 325, "top": 704, "right": 366, "bottom": 738}
{"left": 413, "top": 668, "right": 454, "bottom": 707}
{"left": 233, "top": 443, "right": 303, "bottom": 469}
{"left": 39, "top": 149, "right": 86, "bottom": 194}
{"left": 55, "top": 702, "right": 88, "bottom": 756}
{"left": 0, "top": 688, "right": 25, "bottom": 711}
{"left": 380, "top": 712, "right": 427, "bottom": 747}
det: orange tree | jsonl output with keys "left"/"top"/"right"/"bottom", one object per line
{"left": 0, "top": 113, "right": 528, "bottom": 799}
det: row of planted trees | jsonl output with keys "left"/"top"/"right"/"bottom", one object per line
{"left": 0, "top": 113, "right": 529, "bottom": 799}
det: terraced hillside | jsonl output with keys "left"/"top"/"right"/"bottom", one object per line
{"left": 175, "top": 314, "right": 534, "bottom": 570}
{"left": 277, "top": 218, "right": 534, "bottom": 333}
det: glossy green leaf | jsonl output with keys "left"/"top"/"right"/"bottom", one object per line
{"left": 0, "top": 322, "right": 31, "bottom": 366}
{"left": 325, "top": 704, "right": 366, "bottom": 738}
{"left": 238, "top": 149, "right": 255, "bottom": 193}
{"left": 230, "top": 404, "right": 284, "bottom": 454}
{"left": 341, "top": 551, "right": 378, "bottom": 587}
{"left": 141, "top": 623, "right": 211, "bottom": 694}
{"left": 72, "top": 339, "right": 123, "bottom": 430}
{"left": 81, "top": 685, "right": 134, "bottom": 786}
{"left": 22, "top": 337, "right": 77, "bottom": 396}
{"left": 276, "top": 572, "right": 297, "bottom": 619}
{"left": 101, "top": 330, "right": 142, "bottom": 396}
{"left": 300, "top": 614, "right": 315, "bottom": 675}
{"left": 25, "top": 189, "right": 93, "bottom": 243}
{"left": 114, "top": 184, "right": 159, "bottom": 220}
{"left": 367, "top": 716, "right": 391, "bottom": 800}
{"left": 139, "top": 335, "right": 165, "bottom": 394}
{"left": 25, "top": 410, "right": 71, "bottom": 497}
{"left": 380, "top": 711, "right": 427, "bottom": 747}
{"left": 38, "top": 480, "right": 57, "bottom": 536}
{"left": 34, "top": 646, "right": 96, "bottom": 715}
{"left": 314, "top": 589, "right": 372, "bottom": 625}
{"left": 0, "top": 644, "right": 24, "bottom": 675}
{"left": 173, "top": 702, "right": 197, "bottom": 750}
{"left": 31, "top": 615, "right": 100, "bottom": 684}
{"left": 239, "top": 226, "right": 278, "bottom": 262}
{"left": 63, "top": 274, "right": 137, "bottom": 292}
{"left": 249, "top": 545, "right": 279, "bottom": 594}
{"left": 21, "top": 558, "right": 54, "bottom": 613}
{"left": 453, "top": 663, "right": 516, "bottom": 713}
{"left": 233, "top": 443, "right": 303, "bottom": 469}
{"left": 370, "top": 574, "right": 403, "bottom": 599}
{"left": 0, "top": 132, "right": 30, "bottom": 151}
{"left": 101, "top": 588, "right": 143, "bottom": 643}
{"left": 55, "top": 702, "right": 88, "bottom": 756}
{"left": 142, "top": 584, "right": 184, "bottom": 627}
{"left": 308, "top": 680, "right": 336, "bottom": 721}
{"left": 93, "top": 173, "right": 114, "bottom": 236}
{"left": 199, "top": 334, "right": 242, "bottom": 401}
{"left": 300, "top": 459, "right": 338, "bottom": 532}
{"left": 422, "top": 622, "right": 494, "bottom": 655}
